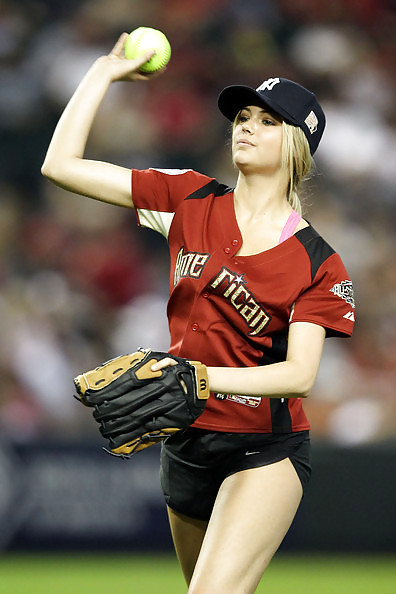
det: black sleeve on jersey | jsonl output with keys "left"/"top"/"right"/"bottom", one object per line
{"left": 258, "top": 333, "right": 292, "bottom": 432}
{"left": 295, "top": 226, "right": 335, "bottom": 281}
{"left": 258, "top": 333, "right": 288, "bottom": 366}
{"left": 185, "top": 179, "right": 234, "bottom": 201}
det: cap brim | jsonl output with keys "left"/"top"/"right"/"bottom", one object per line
{"left": 218, "top": 85, "right": 299, "bottom": 126}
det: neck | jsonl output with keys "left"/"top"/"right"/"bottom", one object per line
{"left": 234, "top": 172, "right": 290, "bottom": 219}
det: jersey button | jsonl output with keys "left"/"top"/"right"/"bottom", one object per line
{"left": 202, "top": 292, "right": 209, "bottom": 299}
{"left": 224, "top": 247, "right": 231, "bottom": 254}
{"left": 232, "top": 239, "right": 239, "bottom": 246}
{"left": 191, "top": 323, "right": 199, "bottom": 331}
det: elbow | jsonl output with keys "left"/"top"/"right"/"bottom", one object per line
{"left": 299, "top": 387, "right": 311, "bottom": 399}
{"left": 296, "top": 374, "right": 317, "bottom": 399}
{"left": 282, "top": 357, "right": 320, "bottom": 399}
{"left": 41, "top": 163, "right": 49, "bottom": 179}
{"left": 288, "top": 387, "right": 310, "bottom": 399}
{"left": 41, "top": 157, "right": 56, "bottom": 181}
{"left": 290, "top": 367, "right": 317, "bottom": 399}
{"left": 41, "top": 156, "right": 69, "bottom": 187}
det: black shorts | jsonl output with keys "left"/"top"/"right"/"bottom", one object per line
{"left": 160, "top": 427, "right": 311, "bottom": 521}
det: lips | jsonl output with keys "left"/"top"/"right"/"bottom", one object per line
{"left": 236, "top": 138, "right": 255, "bottom": 147}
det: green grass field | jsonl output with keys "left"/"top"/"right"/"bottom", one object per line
{"left": 0, "top": 553, "right": 395, "bottom": 593}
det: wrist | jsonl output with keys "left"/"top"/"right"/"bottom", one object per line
{"left": 90, "top": 56, "right": 114, "bottom": 83}
{"left": 206, "top": 366, "right": 221, "bottom": 393}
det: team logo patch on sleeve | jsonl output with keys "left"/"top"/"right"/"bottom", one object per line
{"left": 329, "top": 280, "right": 355, "bottom": 308}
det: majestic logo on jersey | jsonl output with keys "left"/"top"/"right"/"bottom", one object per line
{"left": 174, "top": 247, "right": 210, "bottom": 286}
{"left": 214, "top": 392, "right": 261, "bottom": 408}
{"left": 256, "top": 78, "right": 280, "bottom": 92}
{"left": 329, "top": 280, "right": 355, "bottom": 309}
{"left": 343, "top": 311, "right": 355, "bottom": 322}
{"left": 210, "top": 267, "right": 271, "bottom": 336}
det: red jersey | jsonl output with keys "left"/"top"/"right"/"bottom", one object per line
{"left": 132, "top": 168, "right": 355, "bottom": 434}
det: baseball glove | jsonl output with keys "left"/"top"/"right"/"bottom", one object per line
{"left": 73, "top": 348, "right": 209, "bottom": 458}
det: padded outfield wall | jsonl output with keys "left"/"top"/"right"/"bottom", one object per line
{"left": 0, "top": 439, "right": 394, "bottom": 553}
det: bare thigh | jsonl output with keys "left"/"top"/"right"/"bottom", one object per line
{"left": 188, "top": 458, "right": 303, "bottom": 594}
{"left": 167, "top": 507, "right": 208, "bottom": 585}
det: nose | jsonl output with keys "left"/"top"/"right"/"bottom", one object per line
{"left": 242, "top": 120, "right": 253, "bottom": 134}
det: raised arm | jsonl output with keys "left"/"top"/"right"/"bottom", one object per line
{"left": 41, "top": 33, "right": 159, "bottom": 208}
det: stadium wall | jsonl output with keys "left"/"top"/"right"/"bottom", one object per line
{"left": 0, "top": 439, "right": 394, "bottom": 553}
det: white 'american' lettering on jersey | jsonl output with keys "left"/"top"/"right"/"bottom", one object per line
{"left": 210, "top": 267, "right": 271, "bottom": 336}
{"left": 174, "top": 247, "right": 211, "bottom": 286}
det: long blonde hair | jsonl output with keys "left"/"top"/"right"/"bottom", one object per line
{"left": 281, "top": 121, "right": 312, "bottom": 216}
{"left": 232, "top": 114, "right": 313, "bottom": 215}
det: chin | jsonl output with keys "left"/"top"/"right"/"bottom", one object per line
{"left": 234, "top": 161, "right": 268, "bottom": 175}
{"left": 233, "top": 154, "right": 254, "bottom": 169}
{"left": 234, "top": 155, "right": 282, "bottom": 175}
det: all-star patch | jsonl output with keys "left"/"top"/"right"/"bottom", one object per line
{"left": 330, "top": 280, "right": 355, "bottom": 308}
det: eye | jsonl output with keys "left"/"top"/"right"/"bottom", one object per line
{"left": 236, "top": 113, "right": 249, "bottom": 124}
{"left": 262, "top": 118, "right": 275, "bottom": 126}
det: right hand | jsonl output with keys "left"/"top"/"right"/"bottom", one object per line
{"left": 95, "top": 32, "right": 163, "bottom": 83}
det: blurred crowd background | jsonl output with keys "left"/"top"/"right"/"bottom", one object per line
{"left": 0, "top": 0, "right": 395, "bottom": 447}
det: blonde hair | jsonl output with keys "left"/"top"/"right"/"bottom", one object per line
{"left": 281, "top": 121, "right": 312, "bottom": 216}
{"left": 232, "top": 114, "right": 313, "bottom": 215}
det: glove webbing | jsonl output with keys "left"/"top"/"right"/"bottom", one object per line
{"left": 103, "top": 427, "right": 179, "bottom": 459}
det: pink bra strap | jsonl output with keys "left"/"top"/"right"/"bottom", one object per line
{"left": 278, "top": 210, "right": 302, "bottom": 244}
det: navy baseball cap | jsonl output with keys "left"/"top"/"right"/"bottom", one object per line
{"left": 218, "top": 77, "right": 325, "bottom": 155}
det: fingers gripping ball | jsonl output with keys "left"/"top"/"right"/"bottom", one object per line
{"left": 124, "top": 27, "right": 171, "bottom": 72}
{"left": 73, "top": 348, "right": 209, "bottom": 458}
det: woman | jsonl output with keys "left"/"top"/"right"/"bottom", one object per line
{"left": 42, "top": 34, "right": 355, "bottom": 593}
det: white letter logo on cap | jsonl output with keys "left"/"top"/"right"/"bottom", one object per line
{"left": 256, "top": 78, "right": 280, "bottom": 92}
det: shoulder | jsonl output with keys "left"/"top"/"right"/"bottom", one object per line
{"left": 133, "top": 168, "right": 233, "bottom": 204}
{"left": 291, "top": 225, "right": 355, "bottom": 337}
{"left": 294, "top": 224, "right": 338, "bottom": 282}
{"left": 184, "top": 177, "right": 234, "bottom": 201}
{"left": 148, "top": 168, "right": 233, "bottom": 201}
